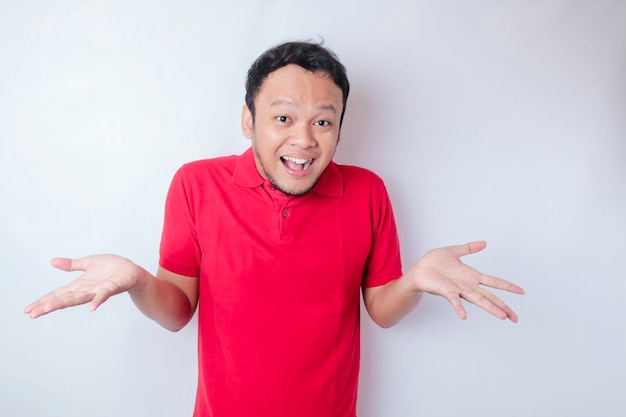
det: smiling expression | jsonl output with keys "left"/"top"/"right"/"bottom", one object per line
{"left": 242, "top": 64, "right": 344, "bottom": 196}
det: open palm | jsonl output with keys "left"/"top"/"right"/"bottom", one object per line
{"left": 24, "top": 254, "right": 141, "bottom": 319}
{"left": 410, "top": 241, "right": 524, "bottom": 321}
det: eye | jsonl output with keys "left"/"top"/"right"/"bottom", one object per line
{"left": 275, "top": 115, "right": 290, "bottom": 123}
{"left": 314, "top": 120, "right": 331, "bottom": 127}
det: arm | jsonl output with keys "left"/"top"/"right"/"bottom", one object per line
{"left": 24, "top": 255, "right": 198, "bottom": 332}
{"left": 130, "top": 266, "right": 198, "bottom": 332}
{"left": 363, "top": 241, "right": 524, "bottom": 328}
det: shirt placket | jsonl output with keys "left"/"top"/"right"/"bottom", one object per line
{"left": 263, "top": 182, "right": 294, "bottom": 242}
{"left": 277, "top": 200, "right": 293, "bottom": 241}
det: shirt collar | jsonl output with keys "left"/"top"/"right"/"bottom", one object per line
{"left": 233, "top": 147, "right": 343, "bottom": 197}
{"left": 233, "top": 147, "right": 264, "bottom": 188}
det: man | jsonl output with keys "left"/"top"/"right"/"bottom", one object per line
{"left": 25, "top": 41, "right": 524, "bottom": 417}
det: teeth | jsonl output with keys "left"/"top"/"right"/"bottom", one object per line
{"left": 283, "top": 156, "right": 312, "bottom": 165}
{"left": 282, "top": 156, "right": 313, "bottom": 169}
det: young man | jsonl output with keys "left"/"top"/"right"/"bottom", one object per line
{"left": 25, "top": 41, "right": 524, "bottom": 417}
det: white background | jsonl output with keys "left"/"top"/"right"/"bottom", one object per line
{"left": 1, "top": 1, "right": 625, "bottom": 416}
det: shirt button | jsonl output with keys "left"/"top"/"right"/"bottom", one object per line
{"left": 282, "top": 209, "right": 289, "bottom": 217}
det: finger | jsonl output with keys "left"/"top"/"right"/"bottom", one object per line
{"left": 24, "top": 299, "right": 53, "bottom": 316}
{"left": 442, "top": 293, "right": 468, "bottom": 320}
{"left": 27, "top": 301, "right": 68, "bottom": 319}
{"left": 448, "top": 241, "right": 487, "bottom": 258}
{"left": 477, "top": 287, "right": 519, "bottom": 323}
{"left": 479, "top": 273, "right": 525, "bottom": 295}
{"left": 26, "top": 286, "right": 96, "bottom": 318}
{"left": 460, "top": 288, "right": 519, "bottom": 322}
{"left": 26, "top": 259, "right": 85, "bottom": 315}
{"left": 25, "top": 300, "right": 56, "bottom": 319}
{"left": 24, "top": 300, "right": 40, "bottom": 315}
{"left": 24, "top": 287, "right": 68, "bottom": 317}
{"left": 25, "top": 302, "right": 45, "bottom": 319}
{"left": 459, "top": 289, "right": 506, "bottom": 320}
{"left": 89, "top": 288, "right": 115, "bottom": 312}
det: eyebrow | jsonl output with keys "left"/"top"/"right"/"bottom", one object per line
{"left": 270, "top": 99, "right": 338, "bottom": 113}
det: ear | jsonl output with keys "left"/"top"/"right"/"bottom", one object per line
{"left": 336, "top": 129, "right": 342, "bottom": 145}
{"left": 241, "top": 105, "right": 254, "bottom": 139}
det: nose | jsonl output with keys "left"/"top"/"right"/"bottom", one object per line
{"left": 288, "top": 122, "right": 317, "bottom": 148}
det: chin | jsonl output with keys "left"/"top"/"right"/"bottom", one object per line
{"left": 274, "top": 183, "right": 314, "bottom": 197}
{"left": 263, "top": 167, "right": 321, "bottom": 197}
{"left": 271, "top": 176, "right": 320, "bottom": 197}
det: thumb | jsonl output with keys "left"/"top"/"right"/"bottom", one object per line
{"left": 51, "top": 257, "right": 86, "bottom": 272}
{"left": 449, "top": 241, "right": 487, "bottom": 258}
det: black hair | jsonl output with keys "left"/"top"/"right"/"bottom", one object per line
{"left": 245, "top": 41, "right": 350, "bottom": 126}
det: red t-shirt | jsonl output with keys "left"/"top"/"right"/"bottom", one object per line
{"left": 159, "top": 148, "right": 402, "bottom": 417}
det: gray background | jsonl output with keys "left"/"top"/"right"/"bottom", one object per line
{"left": 1, "top": 1, "right": 624, "bottom": 416}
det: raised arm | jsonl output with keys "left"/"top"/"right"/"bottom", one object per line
{"left": 24, "top": 254, "right": 198, "bottom": 332}
{"left": 363, "top": 241, "right": 524, "bottom": 328}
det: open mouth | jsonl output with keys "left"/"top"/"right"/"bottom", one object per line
{"left": 281, "top": 156, "right": 314, "bottom": 172}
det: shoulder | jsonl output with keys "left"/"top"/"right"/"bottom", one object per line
{"left": 335, "top": 163, "right": 387, "bottom": 190}
{"left": 330, "top": 163, "right": 393, "bottom": 209}
{"left": 165, "top": 155, "right": 240, "bottom": 203}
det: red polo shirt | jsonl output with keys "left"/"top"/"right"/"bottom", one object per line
{"left": 159, "top": 148, "right": 402, "bottom": 417}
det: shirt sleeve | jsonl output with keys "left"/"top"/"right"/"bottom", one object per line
{"left": 361, "top": 178, "right": 403, "bottom": 288}
{"left": 159, "top": 166, "right": 202, "bottom": 277}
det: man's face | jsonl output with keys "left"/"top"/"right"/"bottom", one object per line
{"left": 242, "top": 64, "right": 343, "bottom": 196}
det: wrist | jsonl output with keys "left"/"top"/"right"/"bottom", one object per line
{"left": 398, "top": 272, "right": 423, "bottom": 298}
{"left": 126, "top": 261, "right": 151, "bottom": 295}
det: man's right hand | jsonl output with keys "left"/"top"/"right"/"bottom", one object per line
{"left": 24, "top": 254, "right": 142, "bottom": 319}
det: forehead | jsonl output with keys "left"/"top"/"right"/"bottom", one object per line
{"left": 256, "top": 64, "right": 343, "bottom": 107}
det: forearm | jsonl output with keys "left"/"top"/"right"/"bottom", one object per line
{"left": 128, "top": 267, "right": 196, "bottom": 332}
{"left": 364, "top": 275, "right": 423, "bottom": 328}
